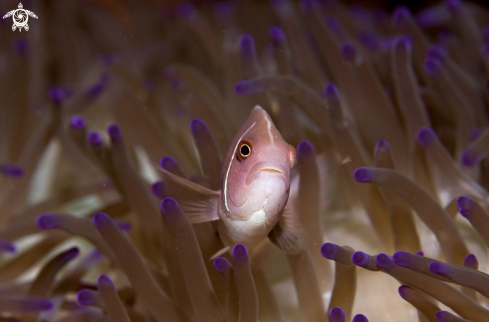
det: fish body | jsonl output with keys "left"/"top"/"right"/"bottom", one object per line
{"left": 217, "top": 106, "right": 296, "bottom": 249}
{"left": 159, "top": 106, "right": 297, "bottom": 251}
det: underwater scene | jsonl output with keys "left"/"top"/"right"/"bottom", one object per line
{"left": 1, "top": 0, "right": 489, "bottom": 321}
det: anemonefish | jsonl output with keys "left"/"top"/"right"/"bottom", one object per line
{"left": 158, "top": 106, "right": 301, "bottom": 254}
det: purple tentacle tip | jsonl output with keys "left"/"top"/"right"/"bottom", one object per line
{"left": 190, "top": 118, "right": 208, "bottom": 136}
{"left": 240, "top": 34, "right": 255, "bottom": 53}
{"left": 457, "top": 196, "right": 474, "bottom": 217}
{"left": 214, "top": 2, "right": 234, "bottom": 18}
{"left": 160, "top": 197, "right": 179, "bottom": 217}
{"left": 87, "top": 131, "right": 102, "bottom": 147}
{"left": 100, "top": 53, "right": 114, "bottom": 66}
{"left": 37, "top": 214, "right": 56, "bottom": 230}
{"left": 349, "top": 5, "right": 368, "bottom": 22}
{"left": 437, "top": 29, "right": 454, "bottom": 42}
{"left": 445, "top": 0, "right": 461, "bottom": 12}
{"left": 299, "top": 0, "right": 314, "bottom": 13}
{"left": 159, "top": 156, "right": 177, "bottom": 170}
{"left": 0, "top": 163, "right": 23, "bottom": 178}
{"left": 232, "top": 244, "right": 248, "bottom": 260}
{"left": 297, "top": 141, "right": 315, "bottom": 158}
{"left": 38, "top": 300, "right": 53, "bottom": 311}
{"left": 97, "top": 274, "right": 113, "bottom": 287}
{"left": 240, "top": 34, "right": 254, "bottom": 48}
{"left": 470, "top": 128, "right": 482, "bottom": 141}
{"left": 234, "top": 80, "right": 263, "bottom": 95}
{"left": 393, "top": 251, "right": 410, "bottom": 267}
{"left": 114, "top": 219, "right": 131, "bottom": 232}
{"left": 326, "top": 16, "right": 341, "bottom": 34}
{"left": 460, "top": 148, "right": 479, "bottom": 167}
{"left": 48, "top": 86, "right": 69, "bottom": 104}
{"left": 234, "top": 81, "right": 247, "bottom": 94}
{"left": 358, "top": 31, "right": 378, "bottom": 52}
{"left": 64, "top": 247, "right": 80, "bottom": 261}
{"left": 328, "top": 307, "right": 345, "bottom": 322}
{"left": 321, "top": 243, "right": 338, "bottom": 260}
{"left": 428, "top": 45, "right": 447, "bottom": 62}
{"left": 86, "top": 81, "right": 106, "bottom": 100}
{"left": 352, "top": 314, "right": 369, "bottom": 322}
{"left": 24, "top": 298, "right": 53, "bottom": 312}
{"left": 0, "top": 240, "right": 16, "bottom": 253}
{"left": 269, "top": 26, "right": 286, "bottom": 45}
{"left": 70, "top": 115, "right": 85, "bottom": 130}
{"left": 416, "top": 9, "right": 442, "bottom": 28}
{"left": 162, "top": 67, "right": 174, "bottom": 80}
{"left": 353, "top": 167, "right": 373, "bottom": 183}
{"left": 177, "top": 2, "right": 195, "bottom": 18}
{"left": 324, "top": 83, "right": 339, "bottom": 100}
{"left": 429, "top": 261, "right": 448, "bottom": 276}
{"left": 392, "top": 6, "right": 410, "bottom": 26}
{"left": 398, "top": 285, "right": 409, "bottom": 297}
{"left": 483, "top": 26, "right": 489, "bottom": 41}
{"left": 416, "top": 250, "right": 425, "bottom": 256}
{"left": 107, "top": 124, "right": 122, "bottom": 141}
{"left": 170, "top": 78, "right": 183, "bottom": 90}
{"left": 424, "top": 58, "right": 442, "bottom": 76}
{"left": 77, "top": 289, "right": 94, "bottom": 306}
{"left": 375, "top": 139, "right": 390, "bottom": 151}
{"left": 417, "top": 128, "right": 436, "bottom": 147}
{"left": 151, "top": 181, "right": 165, "bottom": 198}
{"left": 270, "top": 0, "right": 286, "bottom": 8}
{"left": 321, "top": 242, "right": 341, "bottom": 260}
{"left": 463, "top": 254, "right": 478, "bottom": 269}
{"left": 376, "top": 253, "right": 393, "bottom": 269}
{"left": 352, "top": 251, "right": 368, "bottom": 266}
{"left": 481, "top": 44, "right": 489, "bottom": 56}
{"left": 436, "top": 310, "right": 460, "bottom": 321}
{"left": 92, "top": 212, "right": 110, "bottom": 229}
{"left": 213, "top": 257, "right": 232, "bottom": 275}
{"left": 340, "top": 42, "right": 357, "bottom": 61}
{"left": 392, "top": 36, "right": 411, "bottom": 51}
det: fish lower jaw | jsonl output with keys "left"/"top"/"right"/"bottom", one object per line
{"left": 218, "top": 209, "right": 273, "bottom": 250}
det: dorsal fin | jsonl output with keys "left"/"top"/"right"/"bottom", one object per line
{"left": 155, "top": 166, "right": 221, "bottom": 223}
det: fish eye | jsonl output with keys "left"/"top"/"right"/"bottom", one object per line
{"left": 240, "top": 144, "right": 251, "bottom": 157}
{"left": 237, "top": 142, "right": 251, "bottom": 161}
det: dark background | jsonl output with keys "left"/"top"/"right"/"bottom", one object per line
{"left": 344, "top": 0, "right": 489, "bottom": 11}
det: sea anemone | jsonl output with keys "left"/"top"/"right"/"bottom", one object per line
{"left": 1, "top": 0, "right": 489, "bottom": 321}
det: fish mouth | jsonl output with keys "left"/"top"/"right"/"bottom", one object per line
{"left": 246, "top": 161, "right": 290, "bottom": 186}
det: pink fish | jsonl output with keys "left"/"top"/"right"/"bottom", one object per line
{"left": 158, "top": 106, "right": 300, "bottom": 253}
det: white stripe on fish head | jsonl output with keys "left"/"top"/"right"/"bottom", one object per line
{"left": 223, "top": 122, "right": 256, "bottom": 212}
{"left": 259, "top": 107, "right": 274, "bottom": 144}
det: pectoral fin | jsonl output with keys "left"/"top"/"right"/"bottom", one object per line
{"left": 268, "top": 199, "right": 305, "bottom": 255}
{"left": 156, "top": 167, "right": 220, "bottom": 223}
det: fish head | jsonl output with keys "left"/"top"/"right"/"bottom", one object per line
{"left": 221, "top": 106, "right": 296, "bottom": 228}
